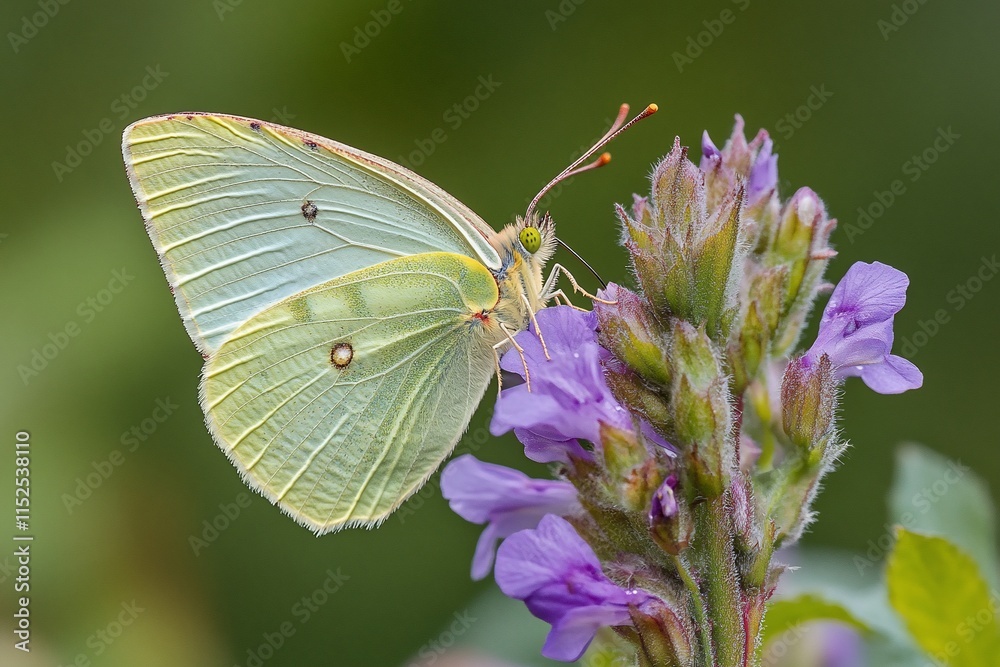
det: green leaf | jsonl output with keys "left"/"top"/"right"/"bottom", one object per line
{"left": 761, "top": 594, "right": 869, "bottom": 649}
{"left": 886, "top": 529, "right": 1000, "bottom": 667}
{"left": 888, "top": 443, "right": 999, "bottom": 589}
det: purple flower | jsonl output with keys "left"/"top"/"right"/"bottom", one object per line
{"left": 491, "top": 306, "right": 634, "bottom": 464}
{"left": 495, "top": 515, "right": 655, "bottom": 661}
{"left": 440, "top": 455, "right": 580, "bottom": 581}
{"left": 803, "top": 261, "right": 922, "bottom": 394}
{"left": 747, "top": 135, "right": 778, "bottom": 203}
{"left": 700, "top": 119, "right": 779, "bottom": 205}
{"left": 648, "top": 474, "right": 678, "bottom": 524}
{"left": 700, "top": 130, "right": 721, "bottom": 169}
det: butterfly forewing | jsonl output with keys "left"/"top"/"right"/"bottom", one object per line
{"left": 123, "top": 113, "right": 501, "bottom": 355}
{"left": 201, "top": 252, "right": 505, "bottom": 533}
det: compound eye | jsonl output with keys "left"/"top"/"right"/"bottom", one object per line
{"left": 519, "top": 226, "right": 542, "bottom": 254}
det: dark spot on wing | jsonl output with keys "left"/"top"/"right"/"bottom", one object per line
{"left": 305, "top": 140, "right": 318, "bottom": 150}
{"left": 250, "top": 122, "right": 261, "bottom": 132}
{"left": 185, "top": 115, "right": 193, "bottom": 120}
{"left": 330, "top": 342, "right": 353, "bottom": 368}
{"left": 301, "top": 201, "right": 318, "bottom": 222}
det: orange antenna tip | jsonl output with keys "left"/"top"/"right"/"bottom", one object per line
{"left": 599, "top": 152, "right": 612, "bottom": 165}
{"left": 646, "top": 103, "right": 659, "bottom": 114}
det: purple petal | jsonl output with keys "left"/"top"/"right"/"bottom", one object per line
{"left": 513, "top": 428, "right": 589, "bottom": 464}
{"left": 859, "top": 354, "right": 923, "bottom": 394}
{"left": 441, "top": 455, "right": 534, "bottom": 524}
{"left": 472, "top": 522, "right": 502, "bottom": 581}
{"left": 804, "top": 261, "right": 921, "bottom": 394}
{"left": 649, "top": 475, "right": 679, "bottom": 523}
{"left": 641, "top": 420, "right": 676, "bottom": 454}
{"left": 700, "top": 130, "right": 721, "bottom": 170}
{"left": 821, "top": 623, "right": 865, "bottom": 667}
{"left": 495, "top": 515, "right": 602, "bottom": 600}
{"left": 441, "top": 455, "right": 580, "bottom": 580}
{"left": 491, "top": 385, "right": 564, "bottom": 437}
{"left": 542, "top": 605, "right": 633, "bottom": 662}
{"left": 823, "top": 261, "right": 909, "bottom": 325}
{"left": 496, "top": 516, "right": 655, "bottom": 662}
{"left": 493, "top": 305, "right": 633, "bottom": 450}
{"left": 824, "top": 318, "right": 895, "bottom": 370}
{"left": 747, "top": 136, "right": 778, "bottom": 202}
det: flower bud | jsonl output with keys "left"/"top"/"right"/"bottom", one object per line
{"left": 727, "top": 266, "right": 787, "bottom": 392}
{"left": 595, "top": 284, "right": 671, "bottom": 388}
{"left": 620, "top": 139, "right": 750, "bottom": 341}
{"left": 781, "top": 355, "right": 837, "bottom": 454}
{"left": 730, "top": 476, "right": 775, "bottom": 588}
{"left": 648, "top": 474, "right": 692, "bottom": 555}
{"left": 629, "top": 601, "right": 696, "bottom": 667}
{"left": 603, "top": 358, "right": 673, "bottom": 436}
{"left": 768, "top": 188, "right": 838, "bottom": 355}
{"left": 701, "top": 116, "right": 779, "bottom": 250}
{"left": 599, "top": 422, "right": 648, "bottom": 487}
{"left": 669, "top": 321, "right": 735, "bottom": 496}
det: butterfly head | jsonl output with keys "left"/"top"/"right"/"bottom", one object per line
{"left": 515, "top": 212, "right": 556, "bottom": 265}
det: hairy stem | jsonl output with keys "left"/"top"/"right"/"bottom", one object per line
{"left": 694, "top": 493, "right": 745, "bottom": 667}
{"left": 672, "top": 554, "right": 715, "bottom": 666}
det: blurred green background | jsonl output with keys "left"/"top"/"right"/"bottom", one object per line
{"left": 1, "top": 0, "right": 997, "bottom": 665}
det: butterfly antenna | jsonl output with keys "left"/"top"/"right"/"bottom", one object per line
{"left": 557, "top": 238, "right": 607, "bottom": 289}
{"left": 525, "top": 102, "right": 658, "bottom": 221}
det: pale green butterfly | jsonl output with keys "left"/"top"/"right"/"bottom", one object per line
{"left": 121, "top": 103, "right": 656, "bottom": 534}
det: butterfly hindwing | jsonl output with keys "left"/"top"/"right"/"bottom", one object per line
{"left": 123, "top": 113, "right": 501, "bottom": 355}
{"left": 201, "top": 252, "right": 505, "bottom": 533}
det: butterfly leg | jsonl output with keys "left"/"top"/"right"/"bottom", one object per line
{"left": 541, "top": 263, "right": 617, "bottom": 305}
{"left": 520, "top": 293, "right": 551, "bottom": 361}
{"left": 547, "top": 289, "right": 589, "bottom": 311}
{"left": 498, "top": 323, "right": 531, "bottom": 393}
{"left": 491, "top": 346, "right": 504, "bottom": 400}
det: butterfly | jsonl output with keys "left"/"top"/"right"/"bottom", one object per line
{"left": 122, "top": 103, "right": 656, "bottom": 534}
